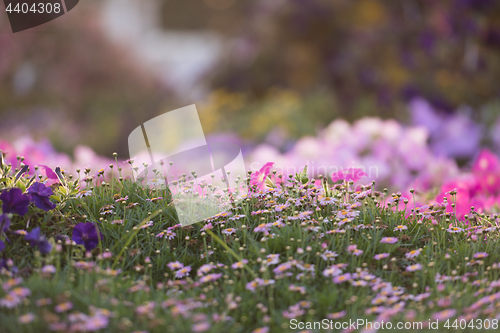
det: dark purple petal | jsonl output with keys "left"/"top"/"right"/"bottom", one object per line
{"left": 0, "top": 188, "right": 30, "bottom": 216}
{"left": 29, "top": 195, "right": 56, "bottom": 211}
{"left": 72, "top": 222, "right": 100, "bottom": 251}
{"left": 38, "top": 240, "right": 52, "bottom": 254}
{"left": 0, "top": 240, "right": 4, "bottom": 252}
{"left": 27, "top": 182, "right": 56, "bottom": 211}
{"left": 0, "top": 214, "right": 11, "bottom": 232}
{"left": 25, "top": 227, "right": 42, "bottom": 246}
{"left": 25, "top": 227, "right": 52, "bottom": 254}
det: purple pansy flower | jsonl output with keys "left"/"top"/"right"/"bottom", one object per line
{"left": 25, "top": 227, "right": 52, "bottom": 254}
{"left": 0, "top": 188, "right": 30, "bottom": 216}
{"left": 26, "top": 182, "right": 56, "bottom": 211}
{"left": 72, "top": 222, "right": 100, "bottom": 251}
{"left": 0, "top": 214, "right": 10, "bottom": 232}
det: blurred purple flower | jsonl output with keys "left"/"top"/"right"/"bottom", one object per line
{"left": 433, "top": 114, "right": 482, "bottom": 158}
{"left": 0, "top": 214, "right": 11, "bottom": 232}
{"left": 0, "top": 240, "right": 4, "bottom": 252}
{"left": 72, "top": 222, "right": 100, "bottom": 251}
{"left": 410, "top": 98, "right": 482, "bottom": 158}
{"left": 25, "top": 227, "right": 52, "bottom": 254}
{"left": 419, "top": 31, "right": 435, "bottom": 54}
{"left": 26, "top": 182, "right": 56, "bottom": 211}
{"left": 0, "top": 188, "right": 30, "bottom": 216}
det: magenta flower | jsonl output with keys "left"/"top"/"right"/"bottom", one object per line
{"left": 474, "top": 150, "right": 500, "bottom": 194}
{"left": 39, "top": 165, "right": 59, "bottom": 185}
{"left": 435, "top": 180, "right": 473, "bottom": 220}
{"left": 0, "top": 188, "right": 30, "bottom": 216}
{"left": 25, "top": 227, "right": 52, "bottom": 254}
{"left": 331, "top": 167, "right": 367, "bottom": 183}
{"left": 26, "top": 182, "right": 56, "bottom": 212}
{"left": 473, "top": 149, "right": 500, "bottom": 174}
{"left": 72, "top": 222, "right": 100, "bottom": 251}
{"left": 250, "top": 162, "right": 274, "bottom": 190}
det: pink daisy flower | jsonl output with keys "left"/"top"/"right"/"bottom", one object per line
{"left": 333, "top": 273, "right": 352, "bottom": 284}
{"left": 380, "top": 237, "right": 399, "bottom": 244}
{"left": 406, "top": 249, "right": 421, "bottom": 259}
{"left": 175, "top": 266, "right": 192, "bottom": 278}
{"left": 231, "top": 260, "right": 248, "bottom": 269}
{"left": 374, "top": 253, "right": 390, "bottom": 260}
{"left": 473, "top": 252, "right": 489, "bottom": 259}
{"left": 167, "top": 261, "right": 184, "bottom": 270}
{"left": 406, "top": 264, "right": 422, "bottom": 272}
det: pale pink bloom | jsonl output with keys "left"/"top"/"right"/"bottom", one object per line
{"left": 333, "top": 273, "right": 352, "bottom": 284}
{"left": 380, "top": 237, "right": 398, "bottom": 244}
{"left": 18, "top": 312, "right": 35, "bottom": 324}
{"left": 406, "top": 264, "right": 422, "bottom": 272}
{"left": 374, "top": 253, "right": 390, "bottom": 260}
{"left": 55, "top": 302, "right": 73, "bottom": 313}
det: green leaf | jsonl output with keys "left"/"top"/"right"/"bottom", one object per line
{"left": 50, "top": 194, "right": 62, "bottom": 203}
{"left": 17, "top": 182, "right": 26, "bottom": 192}
{"left": 299, "top": 165, "right": 309, "bottom": 184}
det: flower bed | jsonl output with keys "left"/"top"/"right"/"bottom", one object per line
{"left": 1, "top": 149, "right": 500, "bottom": 332}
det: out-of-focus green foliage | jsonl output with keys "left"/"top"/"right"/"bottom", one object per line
{"left": 207, "top": 0, "right": 500, "bottom": 118}
{"left": 198, "top": 88, "right": 338, "bottom": 146}
{"left": 0, "top": 3, "right": 175, "bottom": 157}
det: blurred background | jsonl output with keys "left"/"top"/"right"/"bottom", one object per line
{"left": 1, "top": 0, "right": 500, "bottom": 192}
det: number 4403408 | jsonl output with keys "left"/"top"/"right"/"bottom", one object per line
{"left": 5, "top": 2, "right": 61, "bottom": 14}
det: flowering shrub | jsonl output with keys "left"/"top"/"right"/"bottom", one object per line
{"left": 0, "top": 135, "right": 124, "bottom": 181}
{"left": 249, "top": 117, "right": 459, "bottom": 191}
{"left": 434, "top": 149, "right": 500, "bottom": 219}
{"left": 1, "top": 148, "right": 500, "bottom": 332}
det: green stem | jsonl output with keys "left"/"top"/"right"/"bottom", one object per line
{"left": 206, "top": 229, "right": 257, "bottom": 279}
{"left": 111, "top": 210, "right": 162, "bottom": 269}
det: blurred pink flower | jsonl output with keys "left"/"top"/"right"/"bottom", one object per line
{"left": 435, "top": 180, "right": 472, "bottom": 219}
{"left": 250, "top": 162, "right": 274, "bottom": 190}
{"left": 331, "top": 167, "right": 367, "bottom": 183}
{"left": 473, "top": 149, "right": 500, "bottom": 195}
